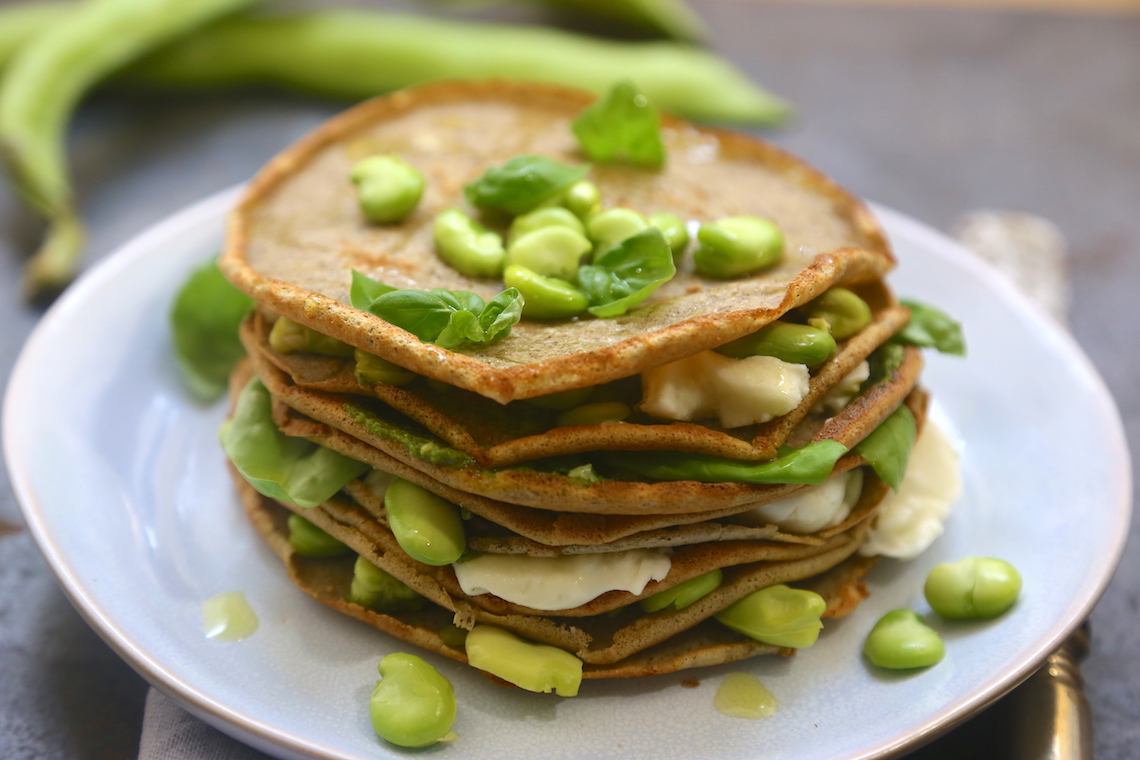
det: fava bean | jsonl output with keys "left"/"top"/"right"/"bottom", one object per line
{"left": 556, "top": 401, "right": 630, "bottom": 427}
{"left": 506, "top": 226, "right": 592, "bottom": 281}
{"left": 354, "top": 348, "right": 415, "bottom": 387}
{"left": 863, "top": 609, "right": 945, "bottom": 669}
{"left": 287, "top": 514, "right": 351, "bottom": 558}
{"left": 347, "top": 555, "right": 425, "bottom": 612}
{"left": 370, "top": 653, "right": 457, "bottom": 748}
{"left": 640, "top": 569, "right": 722, "bottom": 612}
{"left": 649, "top": 212, "right": 690, "bottom": 257}
{"left": 804, "top": 288, "right": 872, "bottom": 340}
{"left": 714, "top": 584, "right": 825, "bottom": 648}
{"left": 268, "top": 316, "right": 355, "bottom": 356}
{"left": 562, "top": 180, "right": 601, "bottom": 220}
{"left": 384, "top": 478, "right": 466, "bottom": 566}
{"left": 503, "top": 264, "right": 589, "bottom": 320}
{"left": 433, "top": 208, "right": 506, "bottom": 278}
{"left": 715, "top": 320, "right": 836, "bottom": 367}
{"left": 350, "top": 155, "right": 424, "bottom": 224}
{"left": 0, "top": 0, "right": 256, "bottom": 298}
{"left": 507, "top": 206, "right": 585, "bottom": 245}
{"left": 586, "top": 208, "right": 648, "bottom": 252}
{"left": 693, "top": 216, "right": 783, "bottom": 279}
{"left": 465, "top": 625, "right": 582, "bottom": 696}
{"left": 524, "top": 386, "right": 596, "bottom": 410}
{"left": 924, "top": 557, "right": 1021, "bottom": 619}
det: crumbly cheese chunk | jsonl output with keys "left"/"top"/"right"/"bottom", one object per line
{"left": 641, "top": 351, "right": 810, "bottom": 428}
{"left": 859, "top": 421, "right": 962, "bottom": 559}
{"left": 736, "top": 469, "right": 864, "bottom": 533}
{"left": 453, "top": 550, "right": 671, "bottom": 611}
{"left": 815, "top": 360, "right": 871, "bottom": 415}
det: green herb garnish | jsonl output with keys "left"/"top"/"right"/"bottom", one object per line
{"left": 463, "top": 154, "right": 588, "bottom": 216}
{"left": 572, "top": 81, "right": 665, "bottom": 167}
{"left": 350, "top": 271, "right": 522, "bottom": 349}
{"left": 577, "top": 227, "right": 676, "bottom": 317}
{"left": 897, "top": 300, "right": 966, "bottom": 356}
{"left": 169, "top": 257, "right": 253, "bottom": 401}
{"left": 854, "top": 404, "right": 917, "bottom": 491}
{"left": 605, "top": 440, "right": 848, "bottom": 485}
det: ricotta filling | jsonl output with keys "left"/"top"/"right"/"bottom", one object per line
{"left": 736, "top": 469, "right": 864, "bottom": 533}
{"left": 815, "top": 360, "right": 871, "bottom": 415}
{"left": 641, "top": 351, "right": 810, "bottom": 428}
{"left": 859, "top": 421, "right": 962, "bottom": 560}
{"left": 453, "top": 550, "right": 671, "bottom": 611}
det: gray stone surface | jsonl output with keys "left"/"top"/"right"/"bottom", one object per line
{"left": 0, "top": 1, "right": 1135, "bottom": 758}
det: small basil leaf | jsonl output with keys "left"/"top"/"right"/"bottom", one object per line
{"left": 221, "top": 378, "right": 369, "bottom": 507}
{"left": 862, "top": 341, "right": 908, "bottom": 392}
{"left": 350, "top": 271, "right": 521, "bottom": 348}
{"left": 464, "top": 154, "right": 589, "bottom": 216}
{"left": 350, "top": 269, "right": 396, "bottom": 311}
{"left": 480, "top": 288, "right": 524, "bottom": 341}
{"left": 170, "top": 258, "right": 254, "bottom": 401}
{"left": 577, "top": 227, "right": 676, "bottom": 317}
{"left": 572, "top": 81, "right": 665, "bottom": 167}
{"left": 369, "top": 290, "right": 457, "bottom": 343}
{"left": 854, "top": 404, "right": 917, "bottom": 491}
{"left": 898, "top": 300, "right": 966, "bottom": 356}
{"left": 605, "top": 440, "right": 847, "bottom": 485}
{"left": 436, "top": 309, "right": 485, "bottom": 349}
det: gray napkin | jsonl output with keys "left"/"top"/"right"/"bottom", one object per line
{"left": 138, "top": 211, "right": 1069, "bottom": 760}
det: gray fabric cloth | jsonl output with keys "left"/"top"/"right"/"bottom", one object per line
{"left": 138, "top": 212, "right": 1068, "bottom": 759}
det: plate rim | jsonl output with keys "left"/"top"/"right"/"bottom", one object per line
{"left": 4, "top": 187, "right": 1132, "bottom": 760}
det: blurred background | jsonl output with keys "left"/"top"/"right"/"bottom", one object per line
{"left": 0, "top": 0, "right": 1136, "bottom": 758}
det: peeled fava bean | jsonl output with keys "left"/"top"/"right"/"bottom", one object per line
{"left": 924, "top": 557, "right": 1022, "bottom": 619}
{"left": 433, "top": 208, "right": 506, "bottom": 278}
{"left": 863, "top": 609, "right": 945, "bottom": 669}
{"left": 354, "top": 348, "right": 415, "bottom": 387}
{"left": 370, "top": 653, "right": 457, "bottom": 748}
{"left": 641, "top": 569, "right": 723, "bottom": 612}
{"left": 348, "top": 556, "right": 426, "bottom": 612}
{"left": 715, "top": 320, "right": 837, "bottom": 367}
{"left": 562, "top": 180, "right": 601, "bottom": 220}
{"left": 505, "top": 225, "right": 592, "bottom": 281}
{"left": 714, "top": 584, "right": 825, "bottom": 648}
{"left": 287, "top": 514, "right": 351, "bottom": 558}
{"left": 693, "top": 216, "right": 783, "bottom": 278}
{"left": 507, "top": 206, "right": 585, "bottom": 244}
{"left": 804, "top": 288, "right": 872, "bottom": 340}
{"left": 351, "top": 155, "right": 424, "bottom": 224}
{"left": 649, "top": 212, "right": 690, "bottom": 257}
{"left": 503, "top": 264, "right": 589, "bottom": 320}
{"left": 465, "top": 625, "right": 583, "bottom": 696}
{"left": 384, "top": 479, "right": 466, "bottom": 566}
{"left": 269, "top": 317, "right": 355, "bottom": 356}
{"left": 586, "top": 208, "right": 648, "bottom": 252}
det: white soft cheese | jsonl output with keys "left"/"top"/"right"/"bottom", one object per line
{"left": 815, "top": 360, "right": 871, "bottom": 415}
{"left": 641, "top": 351, "right": 810, "bottom": 428}
{"left": 736, "top": 469, "right": 864, "bottom": 533}
{"left": 453, "top": 550, "right": 671, "bottom": 611}
{"left": 860, "top": 421, "right": 962, "bottom": 559}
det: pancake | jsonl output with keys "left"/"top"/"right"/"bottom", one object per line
{"left": 222, "top": 80, "right": 893, "bottom": 404}
{"left": 214, "top": 80, "right": 962, "bottom": 693}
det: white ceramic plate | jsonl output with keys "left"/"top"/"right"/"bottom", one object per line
{"left": 5, "top": 187, "right": 1130, "bottom": 760}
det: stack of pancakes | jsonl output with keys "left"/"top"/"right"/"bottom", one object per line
{"left": 220, "top": 81, "right": 931, "bottom": 682}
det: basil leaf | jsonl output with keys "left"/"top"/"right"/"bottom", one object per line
{"left": 170, "top": 257, "right": 253, "bottom": 401}
{"left": 898, "top": 300, "right": 966, "bottom": 356}
{"left": 572, "top": 81, "right": 665, "bottom": 167}
{"left": 605, "top": 440, "right": 847, "bottom": 485}
{"left": 350, "top": 271, "right": 522, "bottom": 348}
{"left": 862, "top": 340, "right": 908, "bottom": 391}
{"left": 854, "top": 404, "right": 917, "bottom": 491}
{"left": 464, "top": 154, "right": 588, "bottom": 216}
{"left": 577, "top": 227, "right": 676, "bottom": 317}
{"left": 481, "top": 288, "right": 526, "bottom": 341}
{"left": 350, "top": 269, "right": 396, "bottom": 310}
{"left": 221, "top": 378, "right": 369, "bottom": 508}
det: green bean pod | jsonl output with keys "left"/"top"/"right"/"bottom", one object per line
{"left": 0, "top": 0, "right": 258, "bottom": 298}
{"left": 123, "top": 11, "right": 791, "bottom": 124}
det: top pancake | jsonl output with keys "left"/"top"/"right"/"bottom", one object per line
{"left": 224, "top": 80, "right": 893, "bottom": 404}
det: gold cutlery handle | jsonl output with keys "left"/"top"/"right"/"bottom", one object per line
{"left": 1010, "top": 624, "right": 1094, "bottom": 760}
